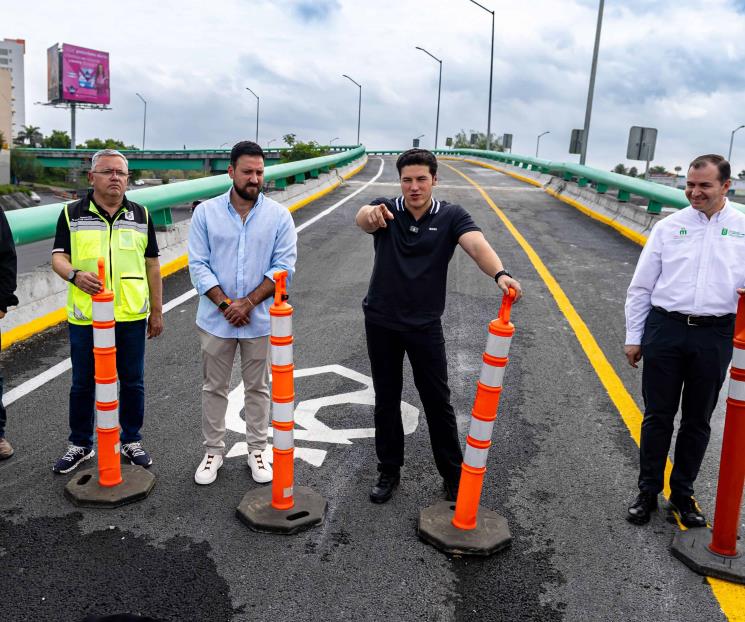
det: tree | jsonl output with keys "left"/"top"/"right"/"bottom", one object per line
{"left": 78, "top": 137, "right": 137, "bottom": 150}
{"left": 452, "top": 129, "right": 502, "bottom": 151}
{"left": 280, "top": 139, "right": 327, "bottom": 163}
{"left": 738, "top": 170, "right": 745, "bottom": 180}
{"left": 612, "top": 163, "right": 628, "bottom": 175}
{"left": 628, "top": 166, "right": 639, "bottom": 177}
{"left": 649, "top": 165, "right": 668, "bottom": 175}
{"left": 282, "top": 134, "right": 297, "bottom": 147}
{"left": 43, "top": 130, "right": 71, "bottom": 149}
{"left": 13, "top": 124, "right": 43, "bottom": 147}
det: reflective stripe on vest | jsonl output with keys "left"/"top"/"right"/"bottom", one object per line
{"left": 66, "top": 202, "right": 150, "bottom": 325}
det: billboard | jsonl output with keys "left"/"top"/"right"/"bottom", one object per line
{"left": 61, "top": 43, "right": 109, "bottom": 105}
{"left": 47, "top": 44, "right": 61, "bottom": 103}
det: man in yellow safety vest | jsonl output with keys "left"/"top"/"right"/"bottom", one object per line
{"left": 51, "top": 149, "right": 163, "bottom": 473}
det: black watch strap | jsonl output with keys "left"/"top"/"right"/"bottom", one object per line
{"left": 494, "top": 270, "right": 511, "bottom": 283}
{"left": 68, "top": 269, "right": 80, "bottom": 283}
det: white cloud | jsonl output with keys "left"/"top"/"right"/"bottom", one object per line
{"left": 4, "top": 0, "right": 745, "bottom": 172}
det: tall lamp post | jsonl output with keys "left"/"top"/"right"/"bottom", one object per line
{"left": 580, "top": 0, "right": 604, "bottom": 165}
{"left": 536, "top": 130, "right": 550, "bottom": 158}
{"left": 468, "top": 0, "right": 495, "bottom": 151}
{"left": 727, "top": 124, "right": 744, "bottom": 163}
{"left": 415, "top": 46, "right": 443, "bottom": 149}
{"left": 342, "top": 74, "right": 362, "bottom": 146}
{"left": 245, "top": 86, "right": 259, "bottom": 144}
{"left": 135, "top": 92, "right": 147, "bottom": 150}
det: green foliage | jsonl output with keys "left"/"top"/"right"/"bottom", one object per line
{"left": 649, "top": 165, "right": 668, "bottom": 175}
{"left": 10, "top": 150, "right": 43, "bottom": 181}
{"left": 452, "top": 129, "right": 502, "bottom": 151}
{"left": 739, "top": 170, "right": 745, "bottom": 180}
{"left": 628, "top": 166, "right": 639, "bottom": 177}
{"left": 77, "top": 137, "right": 138, "bottom": 150}
{"left": 43, "top": 130, "right": 72, "bottom": 149}
{"left": 280, "top": 139, "right": 327, "bottom": 163}
{"left": 282, "top": 134, "right": 297, "bottom": 147}
{"left": 0, "top": 184, "right": 31, "bottom": 196}
{"left": 612, "top": 163, "right": 628, "bottom": 175}
{"left": 13, "top": 125, "right": 44, "bottom": 147}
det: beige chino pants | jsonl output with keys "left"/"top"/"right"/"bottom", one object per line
{"left": 198, "top": 328, "right": 270, "bottom": 455}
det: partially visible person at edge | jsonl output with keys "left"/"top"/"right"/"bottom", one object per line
{"left": 51, "top": 148, "right": 163, "bottom": 473}
{"left": 0, "top": 205, "right": 18, "bottom": 460}
{"left": 355, "top": 148, "right": 522, "bottom": 504}
{"left": 624, "top": 154, "right": 745, "bottom": 528}
{"left": 188, "top": 140, "right": 297, "bottom": 486}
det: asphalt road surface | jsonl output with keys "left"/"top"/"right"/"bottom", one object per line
{"left": 1, "top": 157, "right": 742, "bottom": 621}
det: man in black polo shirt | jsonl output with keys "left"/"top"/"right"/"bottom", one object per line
{"left": 355, "top": 149, "right": 522, "bottom": 503}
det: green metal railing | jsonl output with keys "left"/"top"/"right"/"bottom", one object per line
{"left": 7, "top": 146, "right": 365, "bottom": 246}
{"left": 447, "top": 148, "right": 745, "bottom": 215}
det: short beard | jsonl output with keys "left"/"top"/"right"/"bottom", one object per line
{"left": 233, "top": 182, "right": 260, "bottom": 201}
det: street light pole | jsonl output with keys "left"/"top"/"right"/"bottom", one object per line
{"left": 580, "top": 0, "right": 604, "bottom": 165}
{"left": 727, "top": 124, "right": 744, "bottom": 162}
{"left": 245, "top": 87, "right": 259, "bottom": 143}
{"left": 468, "top": 0, "right": 495, "bottom": 151}
{"left": 135, "top": 92, "right": 147, "bottom": 150}
{"left": 415, "top": 46, "right": 443, "bottom": 149}
{"left": 342, "top": 74, "right": 362, "bottom": 145}
{"left": 536, "top": 131, "right": 550, "bottom": 158}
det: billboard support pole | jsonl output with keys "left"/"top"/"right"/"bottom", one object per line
{"left": 70, "top": 103, "right": 76, "bottom": 150}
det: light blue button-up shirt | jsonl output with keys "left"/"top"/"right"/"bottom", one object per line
{"left": 188, "top": 189, "right": 297, "bottom": 338}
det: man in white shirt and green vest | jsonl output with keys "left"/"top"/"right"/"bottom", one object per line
{"left": 51, "top": 149, "right": 163, "bottom": 473}
{"left": 625, "top": 154, "right": 745, "bottom": 527}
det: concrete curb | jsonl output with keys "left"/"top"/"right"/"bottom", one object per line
{"left": 1, "top": 155, "right": 368, "bottom": 350}
{"left": 446, "top": 155, "right": 671, "bottom": 247}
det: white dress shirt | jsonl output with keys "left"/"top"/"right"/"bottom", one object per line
{"left": 625, "top": 199, "right": 745, "bottom": 345}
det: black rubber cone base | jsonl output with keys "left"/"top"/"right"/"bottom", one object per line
{"left": 64, "top": 465, "right": 156, "bottom": 508}
{"left": 671, "top": 528, "right": 745, "bottom": 584}
{"left": 236, "top": 485, "right": 326, "bottom": 535}
{"left": 417, "top": 501, "right": 512, "bottom": 556}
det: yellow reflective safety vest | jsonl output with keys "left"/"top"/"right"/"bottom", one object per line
{"left": 65, "top": 193, "right": 151, "bottom": 325}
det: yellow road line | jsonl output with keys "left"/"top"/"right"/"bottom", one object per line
{"left": 1, "top": 159, "right": 367, "bottom": 351}
{"left": 443, "top": 161, "right": 745, "bottom": 621}
{"left": 449, "top": 156, "right": 650, "bottom": 247}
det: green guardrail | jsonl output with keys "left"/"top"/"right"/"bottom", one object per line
{"left": 448, "top": 148, "right": 745, "bottom": 215}
{"left": 7, "top": 146, "right": 366, "bottom": 246}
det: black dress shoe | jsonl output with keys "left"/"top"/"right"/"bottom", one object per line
{"left": 627, "top": 491, "right": 658, "bottom": 525}
{"left": 370, "top": 472, "right": 400, "bottom": 504}
{"left": 669, "top": 495, "right": 707, "bottom": 528}
{"left": 443, "top": 478, "right": 460, "bottom": 502}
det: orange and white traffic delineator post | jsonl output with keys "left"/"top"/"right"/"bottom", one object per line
{"left": 418, "top": 288, "right": 516, "bottom": 556}
{"left": 236, "top": 270, "right": 327, "bottom": 534}
{"left": 65, "top": 258, "right": 155, "bottom": 508}
{"left": 671, "top": 294, "right": 745, "bottom": 583}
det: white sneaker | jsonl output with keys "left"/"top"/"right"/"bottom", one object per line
{"left": 247, "top": 450, "right": 273, "bottom": 483}
{"left": 194, "top": 453, "right": 223, "bottom": 485}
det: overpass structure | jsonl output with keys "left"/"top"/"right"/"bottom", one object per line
{"left": 1, "top": 148, "right": 744, "bottom": 621}
{"left": 12, "top": 145, "right": 358, "bottom": 173}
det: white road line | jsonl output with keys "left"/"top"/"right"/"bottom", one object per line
{"left": 2, "top": 158, "right": 385, "bottom": 408}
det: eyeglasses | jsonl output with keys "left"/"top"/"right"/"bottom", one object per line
{"left": 91, "top": 169, "right": 130, "bottom": 178}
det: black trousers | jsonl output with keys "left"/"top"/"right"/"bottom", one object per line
{"left": 638, "top": 308, "right": 734, "bottom": 497}
{"left": 365, "top": 320, "right": 463, "bottom": 482}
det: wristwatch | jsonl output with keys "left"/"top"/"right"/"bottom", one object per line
{"left": 494, "top": 270, "right": 512, "bottom": 283}
{"left": 218, "top": 298, "right": 232, "bottom": 312}
{"left": 67, "top": 269, "right": 80, "bottom": 284}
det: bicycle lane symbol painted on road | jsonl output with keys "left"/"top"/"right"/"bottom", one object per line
{"left": 224, "top": 364, "right": 420, "bottom": 466}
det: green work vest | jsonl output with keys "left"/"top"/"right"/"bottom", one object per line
{"left": 65, "top": 195, "right": 150, "bottom": 325}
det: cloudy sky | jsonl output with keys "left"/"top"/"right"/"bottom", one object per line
{"left": 5, "top": 0, "right": 745, "bottom": 172}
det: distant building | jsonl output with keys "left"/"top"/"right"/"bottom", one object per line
{"left": 0, "top": 38, "right": 25, "bottom": 138}
{"left": 0, "top": 68, "right": 10, "bottom": 183}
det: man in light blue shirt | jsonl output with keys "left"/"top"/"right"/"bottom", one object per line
{"left": 188, "top": 141, "right": 297, "bottom": 486}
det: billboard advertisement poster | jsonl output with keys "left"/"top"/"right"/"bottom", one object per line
{"left": 61, "top": 43, "right": 110, "bottom": 105}
{"left": 47, "top": 44, "right": 61, "bottom": 103}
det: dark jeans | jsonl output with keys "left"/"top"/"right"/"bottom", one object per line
{"left": 0, "top": 372, "right": 6, "bottom": 439}
{"left": 638, "top": 308, "right": 734, "bottom": 498}
{"left": 69, "top": 319, "right": 147, "bottom": 448}
{"left": 365, "top": 319, "right": 463, "bottom": 482}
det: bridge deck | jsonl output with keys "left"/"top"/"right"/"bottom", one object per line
{"left": 0, "top": 157, "right": 741, "bottom": 621}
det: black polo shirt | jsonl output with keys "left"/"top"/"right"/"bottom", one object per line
{"left": 362, "top": 196, "right": 481, "bottom": 330}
